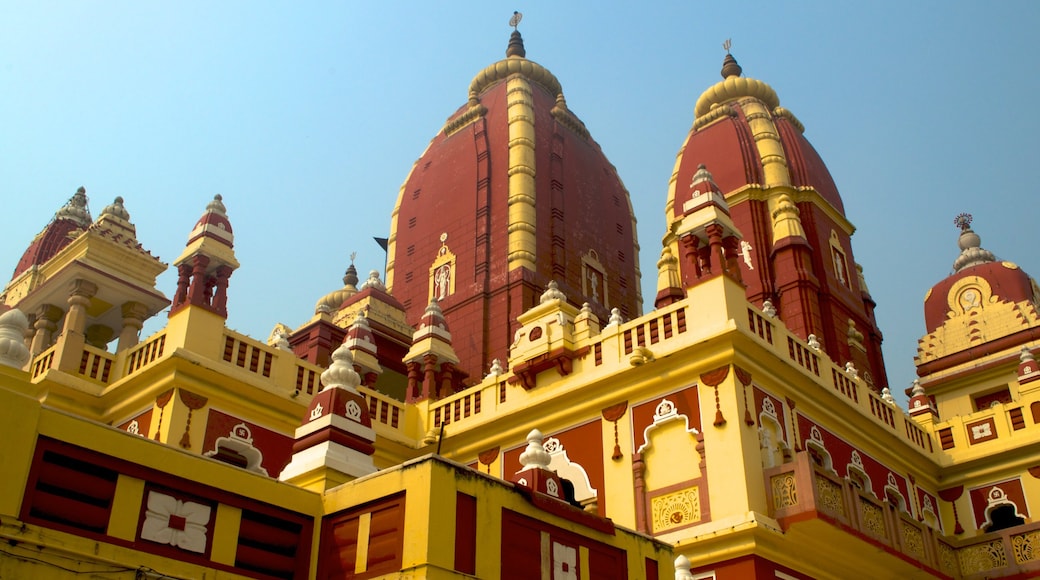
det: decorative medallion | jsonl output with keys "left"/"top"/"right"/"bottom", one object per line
{"left": 650, "top": 487, "right": 701, "bottom": 533}
{"left": 140, "top": 491, "right": 211, "bottom": 554}
{"left": 346, "top": 400, "right": 362, "bottom": 421}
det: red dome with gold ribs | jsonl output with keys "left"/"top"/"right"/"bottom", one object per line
{"left": 11, "top": 187, "right": 92, "bottom": 280}
{"left": 385, "top": 29, "right": 642, "bottom": 381}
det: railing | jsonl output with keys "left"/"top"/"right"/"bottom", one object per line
{"left": 789, "top": 337, "right": 820, "bottom": 376}
{"left": 360, "top": 386, "right": 405, "bottom": 431}
{"left": 432, "top": 387, "right": 483, "bottom": 428}
{"left": 221, "top": 332, "right": 274, "bottom": 378}
{"left": 868, "top": 391, "right": 894, "bottom": 428}
{"left": 904, "top": 417, "right": 932, "bottom": 452}
{"left": 126, "top": 332, "right": 166, "bottom": 376}
{"left": 955, "top": 522, "right": 1040, "bottom": 578}
{"left": 830, "top": 367, "right": 858, "bottom": 402}
{"left": 78, "top": 345, "right": 115, "bottom": 384}
{"left": 294, "top": 363, "right": 321, "bottom": 396}
{"left": 623, "top": 307, "right": 687, "bottom": 355}
{"left": 747, "top": 308, "right": 774, "bottom": 345}
{"left": 31, "top": 345, "right": 57, "bottom": 379}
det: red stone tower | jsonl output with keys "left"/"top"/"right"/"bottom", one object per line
{"left": 385, "top": 29, "right": 642, "bottom": 381}
{"left": 661, "top": 51, "right": 888, "bottom": 390}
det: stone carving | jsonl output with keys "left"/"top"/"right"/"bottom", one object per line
{"left": 771, "top": 473, "right": 798, "bottom": 510}
{"left": 651, "top": 487, "right": 701, "bottom": 533}
{"left": 140, "top": 491, "right": 211, "bottom": 554}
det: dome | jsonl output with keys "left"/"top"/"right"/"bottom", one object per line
{"left": 11, "top": 187, "right": 92, "bottom": 280}
{"left": 669, "top": 54, "right": 845, "bottom": 217}
{"left": 315, "top": 261, "right": 360, "bottom": 314}
{"left": 922, "top": 217, "right": 1037, "bottom": 333}
{"left": 385, "top": 29, "right": 642, "bottom": 379}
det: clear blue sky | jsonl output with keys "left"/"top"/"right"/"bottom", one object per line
{"left": 3, "top": 2, "right": 1038, "bottom": 401}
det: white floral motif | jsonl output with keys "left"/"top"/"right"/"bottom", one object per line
{"left": 654, "top": 399, "right": 676, "bottom": 419}
{"left": 546, "top": 478, "right": 560, "bottom": 498}
{"left": 127, "top": 420, "right": 140, "bottom": 435}
{"left": 140, "top": 491, "right": 211, "bottom": 553}
{"left": 761, "top": 397, "right": 777, "bottom": 418}
{"left": 309, "top": 403, "right": 324, "bottom": 421}
{"left": 543, "top": 437, "right": 562, "bottom": 454}
{"left": 553, "top": 541, "right": 577, "bottom": 580}
{"left": 346, "top": 400, "right": 362, "bottom": 421}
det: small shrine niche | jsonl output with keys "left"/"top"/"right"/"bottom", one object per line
{"left": 581, "top": 250, "right": 608, "bottom": 308}
{"left": 829, "top": 230, "right": 850, "bottom": 288}
{"left": 428, "top": 233, "right": 456, "bottom": 303}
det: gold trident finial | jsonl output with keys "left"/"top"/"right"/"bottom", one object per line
{"left": 509, "top": 11, "right": 523, "bottom": 30}
{"left": 723, "top": 39, "right": 732, "bottom": 54}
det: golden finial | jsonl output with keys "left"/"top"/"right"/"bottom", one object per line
{"left": 349, "top": 251, "right": 357, "bottom": 264}
{"left": 723, "top": 38, "right": 732, "bottom": 54}
{"left": 506, "top": 12, "right": 526, "bottom": 58}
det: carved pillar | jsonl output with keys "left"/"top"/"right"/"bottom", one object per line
{"left": 406, "top": 361, "right": 422, "bottom": 402}
{"left": 363, "top": 371, "right": 379, "bottom": 388}
{"left": 186, "top": 255, "right": 211, "bottom": 308}
{"left": 437, "top": 362, "right": 457, "bottom": 399}
{"left": 422, "top": 354, "right": 438, "bottom": 401}
{"left": 632, "top": 452, "right": 648, "bottom": 533}
{"left": 705, "top": 224, "right": 726, "bottom": 275}
{"left": 679, "top": 234, "right": 701, "bottom": 282}
{"left": 30, "top": 304, "right": 63, "bottom": 356}
{"left": 211, "top": 265, "right": 233, "bottom": 317}
{"left": 722, "top": 235, "right": 743, "bottom": 283}
{"left": 172, "top": 263, "right": 192, "bottom": 311}
{"left": 117, "top": 301, "right": 149, "bottom": 351}
{"left": 65, "top": 279, "right": 98, "bottom": 336}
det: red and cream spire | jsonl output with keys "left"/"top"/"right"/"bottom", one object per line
{"left": 279, "top": 342, "right": 377, "bottom": 490}
{"left": 343, "top": 310, "right": 382, "bottom": 387}
{"left": 170, "top": 195, "right": 239, "bottom": 318}
{"left": 403, "top": 299, "right": 464, "bottom": 402}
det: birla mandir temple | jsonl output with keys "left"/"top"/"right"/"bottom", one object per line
{"left": 2, "top": 24, "right": 1039, "bottom": 580}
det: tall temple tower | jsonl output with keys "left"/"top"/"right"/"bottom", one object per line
{"left": 660, "top": 51, "right": 888, "bottom": 391}
{"left": 385, "top": 27, "right": 642, "bottom": 382}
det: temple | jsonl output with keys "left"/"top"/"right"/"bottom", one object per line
{"left": 1, "top": 23, "right": 1038, "bottom": 580}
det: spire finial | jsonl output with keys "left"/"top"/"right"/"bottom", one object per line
{"left": 954, "top": 212, "right": 973, "bottom": 233}
{"left": 720, "top": 39, "right": 742, "bottom": 79}
{"left": 506, "top": 12, "right": 526, "bottom": 58}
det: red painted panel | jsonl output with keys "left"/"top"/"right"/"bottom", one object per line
{"left": 500, "top": 508, "right": 628, "bottom": 580}
{"left": 116, "top": 408, "right": 152, "bottom": 438}
{"left": 203, "top": 409, "right": 294, "bottom": 478}
{"left": 454, "top": 492, "right": 477, "bottom": 574}
{"left": 970, "top": 478, "right": 1028, "bottom": 529}
{"left": 631, "top": 386, "right": 700, "bottom": 452}
{"left": 502, "top": 421, "right": 607, "bottom": 514}
{"left": 645, "top": 557, "right": 659, "bottom": 580}
{"left": 318, "top": 493, "right": 405, "bottom": 580}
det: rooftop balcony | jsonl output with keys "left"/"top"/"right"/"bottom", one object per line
{"left": 764, "top": 451, "right": 1040, "bottom": 579}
